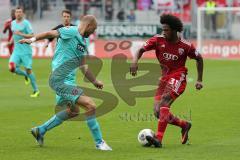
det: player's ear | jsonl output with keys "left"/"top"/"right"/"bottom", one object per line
{"left": 172, "top": 29, "right": 177, "bottom": 34}
{"left": 86, "top": 23, "right": 92, "bottom": 30}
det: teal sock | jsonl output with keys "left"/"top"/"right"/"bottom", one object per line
{"left": 86, "top": 116, "right": 103, "bottom": 144}
{"left": 39, "top": 110, "right": 69, "bottom": 135}
{"left": 28, "top": 73, "right": 38, "bottom": 92}
{"left": 15, "top": 67, "right": 27, "bottom": 77}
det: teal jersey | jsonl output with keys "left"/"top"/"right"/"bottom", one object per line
{"left": 75, "top": 20, "right": 90, "bottom": 48}
{"left": 11, "top": 19, "right": 33, "bottom": 55}
{"left": 85, "top": 37, "right": 90, "bottom": 49}
{"left": 52, "top": 26, "right": 88, "bottom": 85}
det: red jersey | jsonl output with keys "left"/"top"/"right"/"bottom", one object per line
{"left": 3, "top": 19, "right": 13, "bottom": 41}
{"left": 143, "top": 35, "right": 199, "bottom": 76}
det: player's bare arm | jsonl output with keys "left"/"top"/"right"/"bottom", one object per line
{"left": 80, "top": 56, "right": 103, "bottom": 89}
{"left": 194, "top": 54, "right": 204, "bottom": 90}
{"left": 130, "top": 47, "right": 145, "bottom": 76}
{"left": 44, "top": 25, "right": 61, "bottom": 48}
{"left": 3, "top": 26, "right": 8, "bottom": 33}
{"left": 19, "top": 30, "right": 59, "bottom": 44}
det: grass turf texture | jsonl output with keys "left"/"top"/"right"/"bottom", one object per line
{"left": 0, "top": 58, "right": 240, "bottom": 160}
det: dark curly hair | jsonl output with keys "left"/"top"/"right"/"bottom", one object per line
{"left": 160, "top": 14, "right": 183, "bottom": 32}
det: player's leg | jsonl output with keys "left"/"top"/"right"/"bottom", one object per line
{"left": 76, "top": 95, "right": 112, "bottom": 150}
{"left": 31, "top": 96, "right": 80, "bottom": 146}
{"left": 155, "top": 97, "right": 191, "bottom": 145}
{"left": 32, "top": 94, "right": 111, "bottom": 150}
{"left": 152, "top": 92, "right": 174, "bottom": 147}
{"left": 33, "top": 74, "right": 82, "bottom": 140}
{"left": 167, "top": 73, "right": 191, "bottom": 144}
{"left": 22, "top": 54, "right": 40, "bottom": 97}
{"left": 9, "top": 53, "right": 28, "bottom": 77}
{"left": 144, "top": 80, "right": 165, "bottom": 148}
{"left": 39, "top": 103, "right": 79, "bottom": 135}
{"left": 154, "top": 73, "right": 191, "bottom": 145}
{"left": 26, "top": 69, "right": 40, "bottom": 97}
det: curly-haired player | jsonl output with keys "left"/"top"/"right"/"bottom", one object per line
{"left": 130, "top": 14, "right": 204, "bottom": 148}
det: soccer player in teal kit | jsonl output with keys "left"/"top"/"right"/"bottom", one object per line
{"left": 9, "top": 6, "right": 39, "bottom": 97}
{"left": 20, "top": 15, "right": 112, "bottom": 150}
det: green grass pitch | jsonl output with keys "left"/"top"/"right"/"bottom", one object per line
{"left": 0, "top": 58, "right": 240, "bottom": 160}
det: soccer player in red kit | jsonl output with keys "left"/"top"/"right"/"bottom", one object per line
{"left": 3, "top": 9, "right": 15, "bottom": 55}
{"left": 130, "top": 14, "right": 203, "bottom": 148}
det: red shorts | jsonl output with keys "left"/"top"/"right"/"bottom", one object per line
{"left": 155, "top": 72, "right": 187, "bottom": 101}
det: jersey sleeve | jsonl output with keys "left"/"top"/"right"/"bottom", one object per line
{"left": 25, "top": 20, "right": 33, "bottom": 34}
{"left": 48, "top": 25, "right": 63, "bottom": 42}
{"left": 143, "top": 36, "right": 158, "bottom": 51}
{"left": 84, "top": 38, "right": 90, "bottom": 54}
{"left": 52, "top": 24, "right": 63, "bottom": 30}
{"left": 187, "top": 44, "right": 200, "bottom": 59}
{"left": 57, "top": 26, "right": 77, "bottom": 40}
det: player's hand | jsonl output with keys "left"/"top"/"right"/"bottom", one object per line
{"left": 195, "top": 81, "right": 203, "bottom": 90}
{"left": 19, "top": 39, "right": 33, "bottom": 44}
{"left": 130, "top": 63, "right": 138, "bottom": 76}
{"left": 93, "top": 80, "right": 103, "bottom": 89}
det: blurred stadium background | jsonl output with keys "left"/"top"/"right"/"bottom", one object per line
{"left": 1, "top": 0, "right": 240, "bottom": 59}
{"left": 0, "top": 1, "right": 240, "bottom": 160}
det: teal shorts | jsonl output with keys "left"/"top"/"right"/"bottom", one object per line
{"left": 55, "top": 83, "right": 84, "bottom": 107}
{"left": 56, "top": 94, "right": 82, "bottom": 107}
{"left": 9, "top": 53, "right": 32, "bottom": 69}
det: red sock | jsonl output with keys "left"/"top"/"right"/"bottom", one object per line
{"left": 156, "top": 106, "right": 170, "bottom": 142}
{"left": 168, "top": 112, "right": 187, "bottom": 128}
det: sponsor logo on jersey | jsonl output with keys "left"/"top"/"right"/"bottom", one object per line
{"left": 163, "top": 53, "right": 178, "bottom": 61}
{"left": 77, "top": 44, "right": 85, "bottom": 52}
{"left": 178, "top": 48, "right": 184, "bottom": 55}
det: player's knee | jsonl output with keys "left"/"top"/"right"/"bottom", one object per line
{"left": 154, "top": 94, "right": 172, "bottom": 119}
{"left": 159, "top": 94, "right": 172, "bottom": 106}
{"left": 76, "top": 97, "right": 96, "bottom": 116}
{"left": 158, "top": 106, "right": 171, "bottom": 121}
{"left": 85, "top": 100, "right": 96, "bottom": 115}
{"left": 86, "top": 103, "right": 96, "bottom": 113}
{"left": 83, "top": 98, "right": 96, "bottom": 109}
{"left": 8, "top": 62, "right": 16, "bottom": 73}
{"left": 26, "top": 69, "right": 32, "bottom": 75}
{"left": 67, "top": 106, "right": 79, "bottom": 118}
